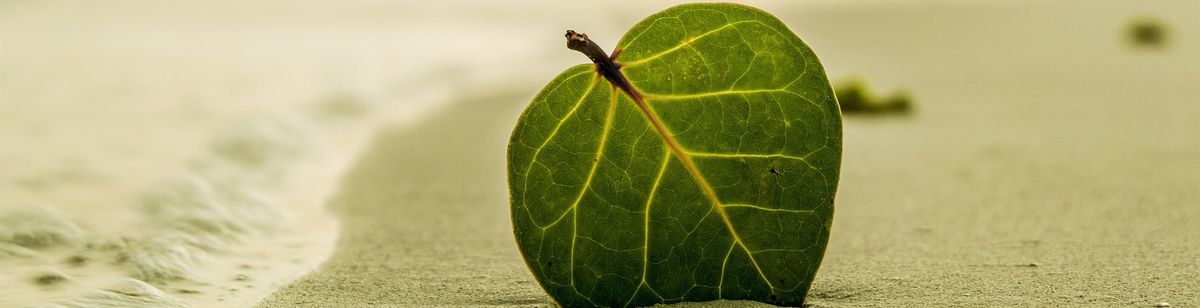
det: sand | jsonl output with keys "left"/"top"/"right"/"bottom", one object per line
{"left": 4, "top": 0, "right": 1197, "bottom": 307}
{"left": 262, "top": 1, "right": 1200, "bottom": 307}
{"left": 258, "top": 89, "right": 546, "bottom": 306}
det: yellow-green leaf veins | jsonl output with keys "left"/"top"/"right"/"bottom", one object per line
{"left": 508, "top": 3, "right": 841, "bottom": 306}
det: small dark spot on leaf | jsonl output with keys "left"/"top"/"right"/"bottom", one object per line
{"left": 767, "top": 294, "right": 778, "bottom": 303}
{"left": 769, "top": 167, "right": 782, "bottom": 176}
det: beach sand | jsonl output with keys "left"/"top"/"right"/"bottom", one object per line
{"left": 258, "top": 89, "right": 546, "bottom": 306}
{"left": 262, "top": 1, "right": 1199, "bottom": 307}
{"left": 3, "top": 0, "right": 1197, "bottom": 307}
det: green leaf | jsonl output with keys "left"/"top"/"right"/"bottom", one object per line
{"left": 508, "top": 3, "right": 841, "bottom": 306}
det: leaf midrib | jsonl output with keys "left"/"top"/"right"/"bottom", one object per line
{"left": 617, "top": 80, "right": 779, "bottom": 294}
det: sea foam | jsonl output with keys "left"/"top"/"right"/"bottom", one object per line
{"left": 1, "top": 117, "right": 338, "bottom": 306}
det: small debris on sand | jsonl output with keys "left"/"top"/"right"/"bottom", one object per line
{"left": 235, "top": 274, "right": 250, "bottom": 281}
{"left": 1155, "top": 302, "right": 1171, "bottom": 308}
{"left": 1127, "top": 18, "right": 1168, "bottom": 48}
{"left": 834, "top": 79, "right": 912, "bottom": 115}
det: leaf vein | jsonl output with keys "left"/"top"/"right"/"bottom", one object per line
{"left": 566, "top": 87, "right": 618, "bottom": 296}
{"left": 523, "top": 76, "right": 600, "bottom": 229}
{"left": 622, "top": 20, "right": 762, "bottom": 68}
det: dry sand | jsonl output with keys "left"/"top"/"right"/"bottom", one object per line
{"left": 262, "top": 1, "right": 1199, "bottom": 307}
{"left": 3, "top": 0, "right": 1197, "bottom": 307}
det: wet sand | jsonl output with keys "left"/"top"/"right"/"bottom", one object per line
{"left": 259, "top": 90, "right": 546, "bottom": 306}
{"left": 1, "top": 1, "right": 463, "bottom": 305}
{"left": 262, "top": 1, "right": 1199, "bottom": 307}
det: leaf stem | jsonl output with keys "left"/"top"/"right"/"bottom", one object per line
{"left": 565, "top": 30, "right": 641, "bottom": 101}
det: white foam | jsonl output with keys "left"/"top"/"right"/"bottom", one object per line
{"left": 0, "top": 87, "right": 457, "bottom": 306}
{"left": 0, "top": 0, "right": 559, "bottom": 305}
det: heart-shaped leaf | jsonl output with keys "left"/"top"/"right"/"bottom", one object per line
{"left": 508, "top": 3, "right": 841, "bottom": 306}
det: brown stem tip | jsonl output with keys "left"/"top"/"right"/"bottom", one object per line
{"left": 564, "top": 30, "right": 640, "bottom": 102}
{"left": 565, "top": 30, "right": 610, "bottom": 64}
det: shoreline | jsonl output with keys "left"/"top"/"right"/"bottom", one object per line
{"left": 2, "top": 1, "right": 1196, "bottom": 306}
{"left": 258, "top": 89, "right": 548, "bottom": 307}
{"left": 0, "top": 90, "right": 452, "bottom": 307}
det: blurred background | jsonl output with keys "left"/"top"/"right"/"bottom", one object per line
{"left": 2, "top": 0, "right": 1197, "bottom": 306}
